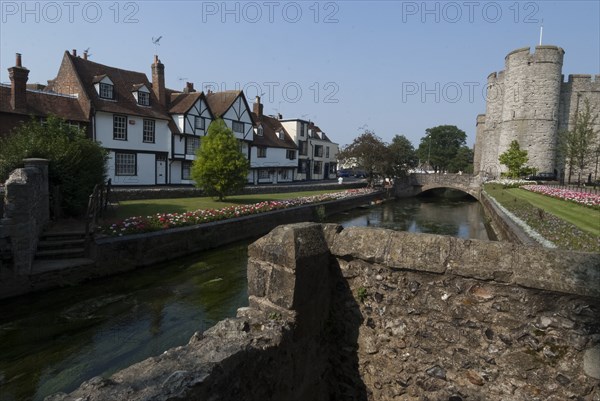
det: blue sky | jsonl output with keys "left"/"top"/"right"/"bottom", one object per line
{"left": 1, "top": 1, "right": 599, "bottom": 148}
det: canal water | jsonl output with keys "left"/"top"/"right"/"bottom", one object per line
{"left": 0, "top": 192, "right": 491, "bottom": 401}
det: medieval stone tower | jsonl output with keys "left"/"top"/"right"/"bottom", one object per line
{"left": 474, "top": 45, "right": 600, "bottom": 180}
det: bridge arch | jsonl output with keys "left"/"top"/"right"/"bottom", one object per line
{"left": 395, "top": 174, "right": 483, "bottom": 201}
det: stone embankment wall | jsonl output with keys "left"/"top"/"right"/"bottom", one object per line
{"left": 479, "top": 191, "right": 537, "bottom": 246}
{"left": 50, "top": 223, "right": 600, "bottom": 401}
{"left": 0, "top": 159, "right": 49, "bottom": 275}
{"left": 91, "top": 192, "right": 381, "bottom": 273}
{"left": 112, "top": 181, "right": 366, "bottom": 201}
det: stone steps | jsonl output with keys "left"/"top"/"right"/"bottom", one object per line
{"left": 35, "top": 247, "right": 86, "bottom": 259}
{"left": 36, "top": 231, "right": 87, "bottom": 260}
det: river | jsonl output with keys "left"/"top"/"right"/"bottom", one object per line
{"left": 0, "top": 192, "right": 492, "bottom": 401}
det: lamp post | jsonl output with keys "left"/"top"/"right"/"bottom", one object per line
{"left": 595, "top": 147, "right": 600, "bottom": 183}
{"left": 426, "top": 133, "right": 432, "bottom": 173}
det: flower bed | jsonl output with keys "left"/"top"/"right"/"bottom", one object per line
{"left": 100, "top": 188, "right": 376, "bottom": 236}
{"left": 485, "top": 179, "right": 531, "bottom": 188}
{"left": 521, "top": 185, "right": 600, "bottom": 209}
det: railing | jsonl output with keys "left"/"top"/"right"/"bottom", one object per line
{"left": 84, "top": 179, "right": 111, "bottom": 254}
{"left": 544, "top": 182, "right": 599, "bottom": 195}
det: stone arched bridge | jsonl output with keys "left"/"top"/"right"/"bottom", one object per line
{"left": 395, "top": 173, "right": 484, "bottom": 200}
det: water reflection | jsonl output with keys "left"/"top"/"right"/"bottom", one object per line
{"left": 326, "top": 195, "right": 491, "bottom": 240}
{"left": 0, "top": 241, "right": 249, "bottom": 401}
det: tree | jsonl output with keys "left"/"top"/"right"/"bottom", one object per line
{"left": 558, "top": 99, "right": 599, "bottom": 184}
{"left": 387, "top": 135, "right": 417, "bottom": 177}
{"left": 447, "top": 146, "right": 474, "bottom": 173}
{"left": 337, "top": 131, "right": 390, "bottom": 185}
{"left": 416, "top": 125, "right": 467, "bottom": 173}
{"left": 498, "top": 140, "right": 528, "bottom": 178}
{"left": 0, "top": 115, "right": 107, "bottom": 216}
{"left": 191, "top": 119, "right": 249, "bottom": 201}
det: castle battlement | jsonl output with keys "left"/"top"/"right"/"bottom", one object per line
{"left": 474, "top": 45, "right": 599, "bottom": 179}
{"left": 504, "top": 45, "right": 564, "bottom": 67}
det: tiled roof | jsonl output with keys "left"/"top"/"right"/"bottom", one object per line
{"left": 169, "top": 91, "right": 204, "bottom": 114}
{"left": 205, "top": 90, "right": 240, "bottom": 118}
{"left": 0, "top": 85, "right": 87, "bottom": 122}
{"left": 251, "top": 112, "right": 297, "bottom": 150}
{"left": 66, "top": 53, "right": 170, "bottom": 120}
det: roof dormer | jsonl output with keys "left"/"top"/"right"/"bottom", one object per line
{"left": 257, "top": 124, "right": 264, "bottom": 136}
{"left": 277, "top": 130, "right": 285, "bottom": 140}
{"left": 132, "top": 84, "right": 151, "bottom": 106}
{"left": 93, "top": 75, "right": 114, "bottom": 100}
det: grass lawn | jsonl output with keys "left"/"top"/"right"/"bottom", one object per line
{"left": 484, "top": 184, "right": 599, "bottom": 252}
{"left": 106, "top": 189, "right": 347, "bottom": 221}
{"left": 505, "top": 188, "right": 599, "bottom": 237}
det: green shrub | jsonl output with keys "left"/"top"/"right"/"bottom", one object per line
{"left": 0, "top": 115, "right": 107, "bottom": 216}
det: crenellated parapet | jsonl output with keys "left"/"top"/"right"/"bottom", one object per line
{"left": 474, "top": 45, "right": 600, "bottom": 179}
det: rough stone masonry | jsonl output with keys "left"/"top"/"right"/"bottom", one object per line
{"left": 47, "top": 223, "right": 600, "bottom": 401}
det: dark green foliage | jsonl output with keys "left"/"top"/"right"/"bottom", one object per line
{"left": 417, "top": 125, "right": 467, "bottom": 173}
{"left": 0, "top": 115, "right": 107, "bottom": 216}
{"left": 337, "top": 131, "right": 390, "bottom": 185}
{"left": 388, "top": 134, "right": 417, "bottom": 177}
{"left": 447, "top": 146, "right": 474, "bottom": 173}
{"left": 191, "top": 119, "right": 249, "bottom": 201}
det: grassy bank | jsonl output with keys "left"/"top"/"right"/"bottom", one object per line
{"left": 107, "top": 189, "right": 348, "bottom": 221}
{"left": 484, "top": 184, "right": 599, "bottom": 252}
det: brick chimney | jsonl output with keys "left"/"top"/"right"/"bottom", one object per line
{"left": 72, "top": 49, "right": 77, "bottom": 57}
{"left": 83, "top": 50, "right": 88, "bottom": 60}
{"left": 253, "top": 96, "right": 263, "bottom": 117}
{"left": 8, "top": 53, "right": 29, "bottom": 111}
{"left": 183, "top": 82, "right": 195, "bottom": 94}
{"left": 151, "top": 55, "right": 166, "bottom": 106}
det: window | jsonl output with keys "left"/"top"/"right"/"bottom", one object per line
{"left": 326, "top": 146, "right": 330, "bottom": 158}
{"left": 113, "top": 115, "right": 127, "bottom": 140}
{"left": 182, "top": 161, "right": 192, "bottom": 180}
{"left": 232, "top": 121, "right": 244, "bottom": 133}
{"left": 257, "top": 147, "right": 267, "bottom": 158}
{"left": 313, "top": 161, "right": 322, "bottom": 175}
{"left": 186, "top": 137, "right": 200, "bottom": 155}
{"left": 299, "top": 140, "right": 308, "bottom": 156}
{"left": 257, "top": 125, "right": 263, "bottom": 136}
{"left": 115, "top": 153, "right": 136, "bottom": 176}
{"left": 259, "top": 170, "right": 270, "bottom": 179}
{"left": 277, "top": 130, "right": 285, "bottom": 140}
{"left": 143, "top": 119, "right": 155, "bottom": 143}
{"left": 300, "top": 122, "right": 305, "bottom": 137}
{"left": 281, "top": 169, "right": 289, "bottom": 180}
{"left": 286, "top": 150, "right": 296, "bottom": 160}
{"left": 298, "top": 159, "right": 307, "bottom": 174}
{"left": 314, "top": 145, "right": 323, "bottom": 158}
{"left": 195, "top": 116, "right": 205, "bottom": 131}
{"left": 99, "top": 83, "right": 114, "bottom": 99}
{"left": 138, "top": 91, "right": 150, "bottom": 106}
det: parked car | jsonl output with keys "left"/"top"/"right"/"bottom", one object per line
{"left": 337, "top": 169, "right": 351, "bottom": 177}
{"left": 525, "top": 172, "right": 556, "bottom": 181}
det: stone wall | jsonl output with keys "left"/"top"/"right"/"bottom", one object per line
{"left": 474, "top": 45, "right": 600, "bottom": 180}
{"left": 91, "top": 192, "right": 381, "bottom": 274}
{"left": 330, "top": 226, "right": 600, "bottom": 400}
{"left": 49, "top": 223, "right": 600, "bottom": 401}
{"left": 0, "top": 159, "right": 49, "bottom": 276}
{"left": 479, "top": 191, "right": 537, "bottom": 246}
{"left": 112, "top": 181, "right": 366, "bottom": 201}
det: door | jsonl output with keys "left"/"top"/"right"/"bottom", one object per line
{"left": 156, "top": 155, "right": 167, "bottom": 185}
